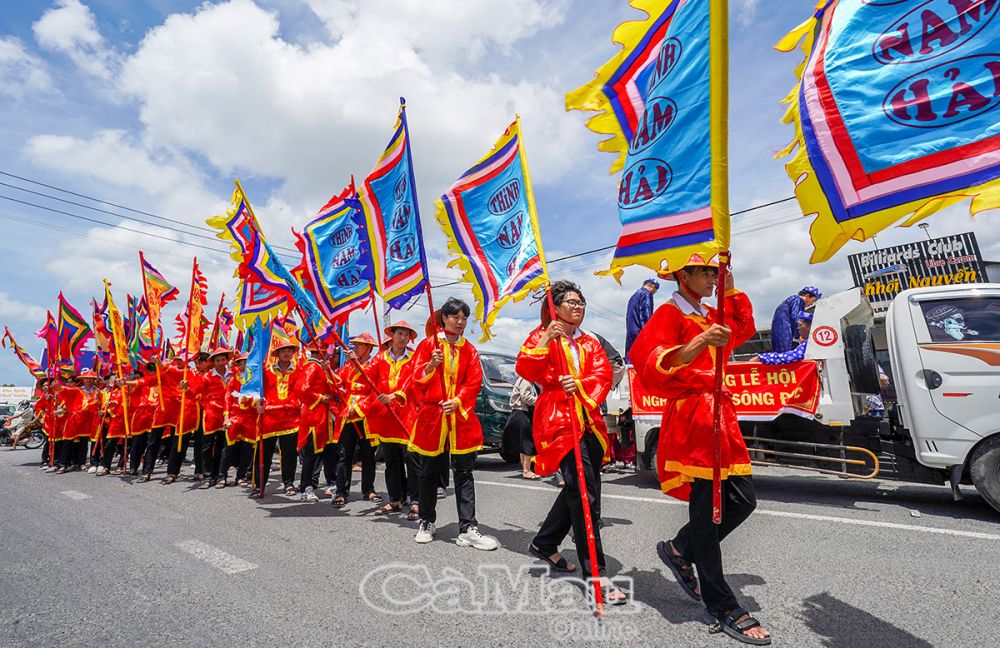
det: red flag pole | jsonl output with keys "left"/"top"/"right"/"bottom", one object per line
{"left": 177, "top": 258, "right": 197, "bottom": 453}
{"left": 139, "top": 251, "right": 165, "bottom": 412}
{"left": 710, "top": 253, "right": 730, "bottom": 525}
{"left": 543, "top": 288, "right": 604, "bottom": 617}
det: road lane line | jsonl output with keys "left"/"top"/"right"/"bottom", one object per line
{"left": 474, "top": 479, "right": 1000, "bottom": 541}
{"left": 59, "top": 490, "right": 92, "bottom": 500}
{"left": 176, "top": 540, "right": 258, "bottom": 575}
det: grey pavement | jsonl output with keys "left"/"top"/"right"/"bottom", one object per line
{"left": 1, "top": 448, "right": 997, "bottom": 647}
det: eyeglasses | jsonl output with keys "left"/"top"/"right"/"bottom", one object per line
{"left": 562, "top": 299, "right": 587, "bottom": 309}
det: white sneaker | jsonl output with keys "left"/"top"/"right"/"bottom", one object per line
{"left": 95, "top": 466, "right": 109, "bottom": 476}
{"left": 302, "top": 487, "right": 319, "bottom": 503}
{"left": 415, "top": 521, "right": 435, "bottom": 544}
{"left": 456, "top": 525, "right": 499, "bottom": 551}
{"left": 87, "top": 466, "right": 98, "bottom": 474}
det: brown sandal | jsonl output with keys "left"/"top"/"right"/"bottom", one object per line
{"left": 162, "top": 475, "right": 177, "bottom": 485}
{"left": 215, "top": 480, "right": 228, "bottom": 489}
{"left": 332, "top": 496, "right": 347, "bottom": 508}
{"left": 374, "top": 503, "right": 401, "bottom": 516}
{"left": 405, "top": 505, "right": 420, "bottom": 521}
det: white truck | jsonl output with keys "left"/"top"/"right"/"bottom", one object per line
{"left": 630, "top": 284, "right": 1000, "bottom": 515}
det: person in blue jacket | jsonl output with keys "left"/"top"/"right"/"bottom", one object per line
{"left": 770, "top": 286, "right": 821, "bottom": 353}
{"left": 759, "top": 312, "right": 812, "bottom": 364}
{"left": 625, "top": 278, "right": 659, "bottom": 363}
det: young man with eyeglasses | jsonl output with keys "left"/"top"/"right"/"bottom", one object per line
{"left": 408, "top": 297, "right": 497, "bottom": 550}
{"left": 515, "top": 280, "right": 626, "bottom": 604}
{"left": 629, "top": 255, "right": 769, "bottom": 644}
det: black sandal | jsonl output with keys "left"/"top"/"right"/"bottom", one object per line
{"left": 657, "top": 540, "right": 701, "bottom": 601}
{"left": 711, "top": 607, "right": 771, "bottom": 645}
{"left": 366, "top": 492, "right": 383, "bottom": 503}
{"left": 162, "top": 475, "right": 177, "bottom": 485}
{"left": 198, "top": 480, "right": 213, "bottom": 490}
{"left": 528, "top": 544, "right": 575, "bottom": 573}
{"left": 405, "top": 505, "right": 420, "bottom": 521}
{"left": 215, "top": 480, "right": 228, "bottom": 489}
{"left": 332, "top": 496, "right": 347, "bottom": 508}
{"left": 374, "top": 503, "right": 401, "bottom": 516}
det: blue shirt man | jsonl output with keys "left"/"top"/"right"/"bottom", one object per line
{"left": 625, "top": 278, "right": 659, "bottom": 363}
{"left": 770, "top": 286, "right": 821, "bottom": 353}
{"left": 759, "top": 312, "right": 813, "bottom": 365}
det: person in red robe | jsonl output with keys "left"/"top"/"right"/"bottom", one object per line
{"left": 408, "top": 298, "right": 496, "bottom": 551}
{"left": 365, "top": 321, "right": 419, "bottom": 517}
{"left": 332, "top": 333, "right": 378, "bottom": 507}
{"left": 296, "top": 343, "right": 342, "bottom": 502}
{"left": 126, "top": 362, "right": 157, "bottom": 476}
{"left": 629, "top": 255, "right": 769, "bottom": 644}
{"left": 193, "top": 348, "right": 232, "bottom": 489}
{"left": 160, "top": 356, "right": 201, "bottom": 484}
{"left": 252, "top": 338, "right": 303, "bottom": 498}
{"left": 515, "top": 280, "right": 625, "bottom": 604}
{"left": 222, "top": 353, "right": 255, "bottom": 487}
{"left": 57, "top": 369, "right": 101, "bottom": 473}
{"left": 34, "top": 379, "right": 56, "bottom": 468}
{"left": 99, "top": 382, "right": 128, "bottom": 476}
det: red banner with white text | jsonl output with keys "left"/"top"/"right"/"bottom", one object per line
{"left": 628, "top": 361, "right": 821, "bottom": 421}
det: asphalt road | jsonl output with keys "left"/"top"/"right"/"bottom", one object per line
{"left": 1, "top": 447, "right": 997, "bottom": 647}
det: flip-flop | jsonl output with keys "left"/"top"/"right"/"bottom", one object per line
{"left": 657, "top": 540, "right": 702, "bottom": 601}
{"left": 528, "top": 544, "right": 575, "bottom": 573}
{"left": 374, "top": 503, "right": 401, "bottom": 516}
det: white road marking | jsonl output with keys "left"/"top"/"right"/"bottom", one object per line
{"left": 474, "top": 479, "right": 1000, "bottom": 542}
{"left": 176, "top": 540, "right": 258, "bottom": 575}
{"left": 59, "top": 490, "right": 92, "bottom": 500}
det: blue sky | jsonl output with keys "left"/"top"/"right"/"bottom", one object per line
{"left": 1, "top": 0, "right": 996, "bottom": 384}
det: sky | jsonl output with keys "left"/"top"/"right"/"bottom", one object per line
{"left": 0, "top": 0, "right": 997, "bottom": 384}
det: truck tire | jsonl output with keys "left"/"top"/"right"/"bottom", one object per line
{"left": 845, "top": 324, "right": 881, "bottom": 394}
{"left": 970, "top": 436, "right": 1000, "bottom": 516}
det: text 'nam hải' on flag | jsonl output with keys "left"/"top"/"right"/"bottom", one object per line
{"left": 294, "top": 178, "right": 376, "bottom": 325}
{"left": 595, "top": 0, "right": 730, "bottom": 280}
{"left": 776, "top": 0, "right": 1000, "bottom": 264}
{"left": 357, "top": 99, "right": 430, "bottom": 309}
{"left": 2, "top": 326, "right": 45, "bottom": 379}
{"left": 434, "top": 117, "right": 548, "bottom": 341}
{"left": 566, "top": 0, "right": 681, "bottom": 174}
{"left": 57, "top": 292, "right": 94, "bottom": 371}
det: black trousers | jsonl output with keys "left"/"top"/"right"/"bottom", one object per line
{"left": 252, "top": 433, "right": 298, "bottom": 490}
{"left": 192, "top": 427, "right": 204, "bottom": 476}
{"left": 533, "top": 431, "right": 606, "bottom": 573}
{"left": 336, "top": 422, "right": 375, "bottom": 497}
{"left": 202, "top": 430, "right": 226, "bottom": 481}
{"left": 299, "top": 439, "right": 338, "bottom": 492}
{"left": 100, "top": 438, "right": 125, "bottom": 471}
{"left": 59, "top": 438, "right": 86, "bottom": 468}
{"left": 382, "top": 442, "right": 419, "bottom": 504}
{"left": 418, "top": 451, "right": 477, "bottom": 532}
{"left": 166, "top": 432, "right": 192, "bottom": 477}
{"left": 142, "top": 427, "right": 168, "bottom": 476}
{"left": 128, "top": 432, "right": 148, "bottom": 474}
{"left": 672, "top": 476, "right": 757, "bottom": 617}
{"left": 222, "top": 440, "right": 253, "bottom": 482}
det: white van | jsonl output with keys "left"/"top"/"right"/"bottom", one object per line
{"left": 632, "top": 284, "right": 1000, "bottom": 515}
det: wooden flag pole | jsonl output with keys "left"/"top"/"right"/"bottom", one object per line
{"left": 177, "top": 258, "right": 198, "bottom": 453}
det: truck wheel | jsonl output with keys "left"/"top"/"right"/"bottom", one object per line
{"left": 970, "top": 436, "right": 1000, "bottom": 515}
{"left": 642, "top": 428, "right": 660, "bottom": 471}
{"left": 845, "top": 324, "right": 881, "bottom": 394}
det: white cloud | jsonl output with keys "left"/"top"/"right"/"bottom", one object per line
{"left": 118, "top": 0, "right": 585, "bottom": 223}
{"left": 0, "top": 36, "right": 54, "bottom": 98}
{"left": 0, "top": 293, "right": 48, "bottom": 324}
{"left": 735, "top": 0, "right": 760, "bottom": 28}
{"left": 33, "top": 0, "right": 118, "bottom": 80}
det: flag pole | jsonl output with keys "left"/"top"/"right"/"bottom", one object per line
{"left": 709, "top": 0, "right": 731, "bottom": 526}
{"left": 369, "top": 289, "right": 383, "bottom": 345}
{"left": 104, "top": 281, "right": 132, "bottom": 468}
{"left": 177, "top": 257, "right": 197, "bottom": 453}
{"left": 517, "top": 114, "right": 603, "bottom": 616}
{"left": 139, "top": 251, "right": 165, "bottom": 412}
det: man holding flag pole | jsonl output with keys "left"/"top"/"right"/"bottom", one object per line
{"left": 574, "top": 0, "right": 770, "bottom": 641}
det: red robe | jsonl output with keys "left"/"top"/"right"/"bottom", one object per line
{"left": 363, "top": 348, "right": 416, "bottom": 445}
{"left": 129, "top": 380, "right": 155, "bottom": 437}
{"left": 35, "top": 393, "right": 55, "bottom": 439}
{"left": 333, "top": 359, "right": 374, "bottom": 444}
{"left": 225, "top": 375, "right": 258, "bottom": 445}
{"left": 297, "top": 358, "right": 342, "bottom": 452}
{"left": 62, "top": 385, "right": 101, "bottom": 441}
{"left": 197, "top": 370, "right": 230, "bottom": 434}
{"left": 262, "top": 361, "right": 302, "bottom": 438}
{"left": 629, "top": 289, "right": 756, "bottom": 501}
{"left": 106, "top": 388, "right": 128, "bottom": 439}
{"left": 515, "top": 327, "right": 613, "bottom": 476}
{"left": 407, "top": 334, "right": 483, "bottom": 457}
